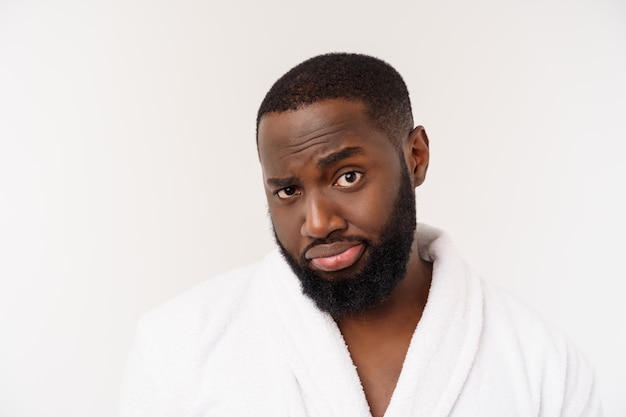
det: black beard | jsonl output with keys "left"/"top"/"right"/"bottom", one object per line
{"left": 275, "top": 159, "right": 417, "bottom": 317}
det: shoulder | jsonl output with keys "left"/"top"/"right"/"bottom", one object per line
{"left": 480, "top": 280, "right": 574, "bottom": 358}
{"left": 142, "top": 262, "right": 257, "bottom": 326}
{"left": 134, "top": 259, "right": 263, "bottom": 352}
{"left": 119, "top": 257, "right": 274, "bottom": 415}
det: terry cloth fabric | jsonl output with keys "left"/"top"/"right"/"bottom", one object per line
{"left": 118, "top": 224, "right": 601, "bottom": 417}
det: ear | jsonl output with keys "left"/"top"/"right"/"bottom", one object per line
{"left": 403, "top": 126, "right": 430, "bottom": 187}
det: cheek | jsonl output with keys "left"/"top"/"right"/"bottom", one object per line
{"left": 340, "top": 186, "right": 396, "bottom": 233}
{"left": 269, "top": 206, "right": 301, "bottom": 248}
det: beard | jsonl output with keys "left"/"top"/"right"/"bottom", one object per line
{"left": 274, "top": 158, "right": 417, "bottom": 317}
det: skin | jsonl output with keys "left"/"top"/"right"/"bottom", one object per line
{"left": 257, "top": 99, "right": 432, "bottom": 417}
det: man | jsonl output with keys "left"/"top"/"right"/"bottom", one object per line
{"left": 119, "top": 53, "right": 600, "bottom": 416}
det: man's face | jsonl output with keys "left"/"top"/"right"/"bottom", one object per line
{"left": 257, "top": 99, "right": 418, "bottom": 316}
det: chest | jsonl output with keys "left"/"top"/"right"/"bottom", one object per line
{"left": 343, "top": 329, "right": 415, "bottom": 417}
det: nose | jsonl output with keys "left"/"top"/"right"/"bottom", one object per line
{"left": 300, "top": 192, "right": 347, "bottom": 239}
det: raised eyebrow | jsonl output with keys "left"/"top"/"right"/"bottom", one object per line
{"left": 266, "top": 176, "right": 297, "bottom": 189}
{"left": 316, "top": 146, "right": 365, "bottom": 168}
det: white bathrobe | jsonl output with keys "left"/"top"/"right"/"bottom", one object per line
{"left": 119, "top": 224, "right": 601, "bottom": 416}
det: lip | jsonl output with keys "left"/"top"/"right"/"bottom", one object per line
{"left": 305, "top": 243, "right": 365, "bottom": 272}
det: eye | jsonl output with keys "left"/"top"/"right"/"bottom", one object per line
{"left": 276, "top": 186, "right": 301, "bottom": 200}
{"left": 335, "top": 171, "right": 363, "bottom": 188}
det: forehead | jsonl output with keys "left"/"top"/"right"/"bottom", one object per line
{"left": 257, "top": 99, "right": 391, "bottom": 174}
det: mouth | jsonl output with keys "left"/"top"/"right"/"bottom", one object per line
{"left": 305, "top": 242, "right": 366, "bottom": 272}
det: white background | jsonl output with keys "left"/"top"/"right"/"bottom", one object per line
{"left": 1, "top": 0, "right": 624, "bottom": 415}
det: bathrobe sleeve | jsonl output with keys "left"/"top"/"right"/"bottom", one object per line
{"left": 118, "top": 318, "right": 174, "bottom": 417}
{"left": 560, "top": 340, "right": 603, "bottom": 417}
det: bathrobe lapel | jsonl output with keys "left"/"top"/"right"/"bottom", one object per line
{"left": 384, "top": 226, "right": 484, "bottom": 416}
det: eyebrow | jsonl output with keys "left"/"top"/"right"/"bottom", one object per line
{"left": 316, "top": 146, "right": 365, "bottom": 168}
{"left": 266, "top": 176, "right": 297, "bottom": 188}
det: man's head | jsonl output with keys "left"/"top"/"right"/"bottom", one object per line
{"left": 256, "top": 54, "right": 429, "bottom": 317}
{"left": 257, "top": 53, "right": 414, "bottom": 147}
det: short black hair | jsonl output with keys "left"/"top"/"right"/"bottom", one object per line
{"left": 256, "top": 53, "right": 414, "bottom": 145}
